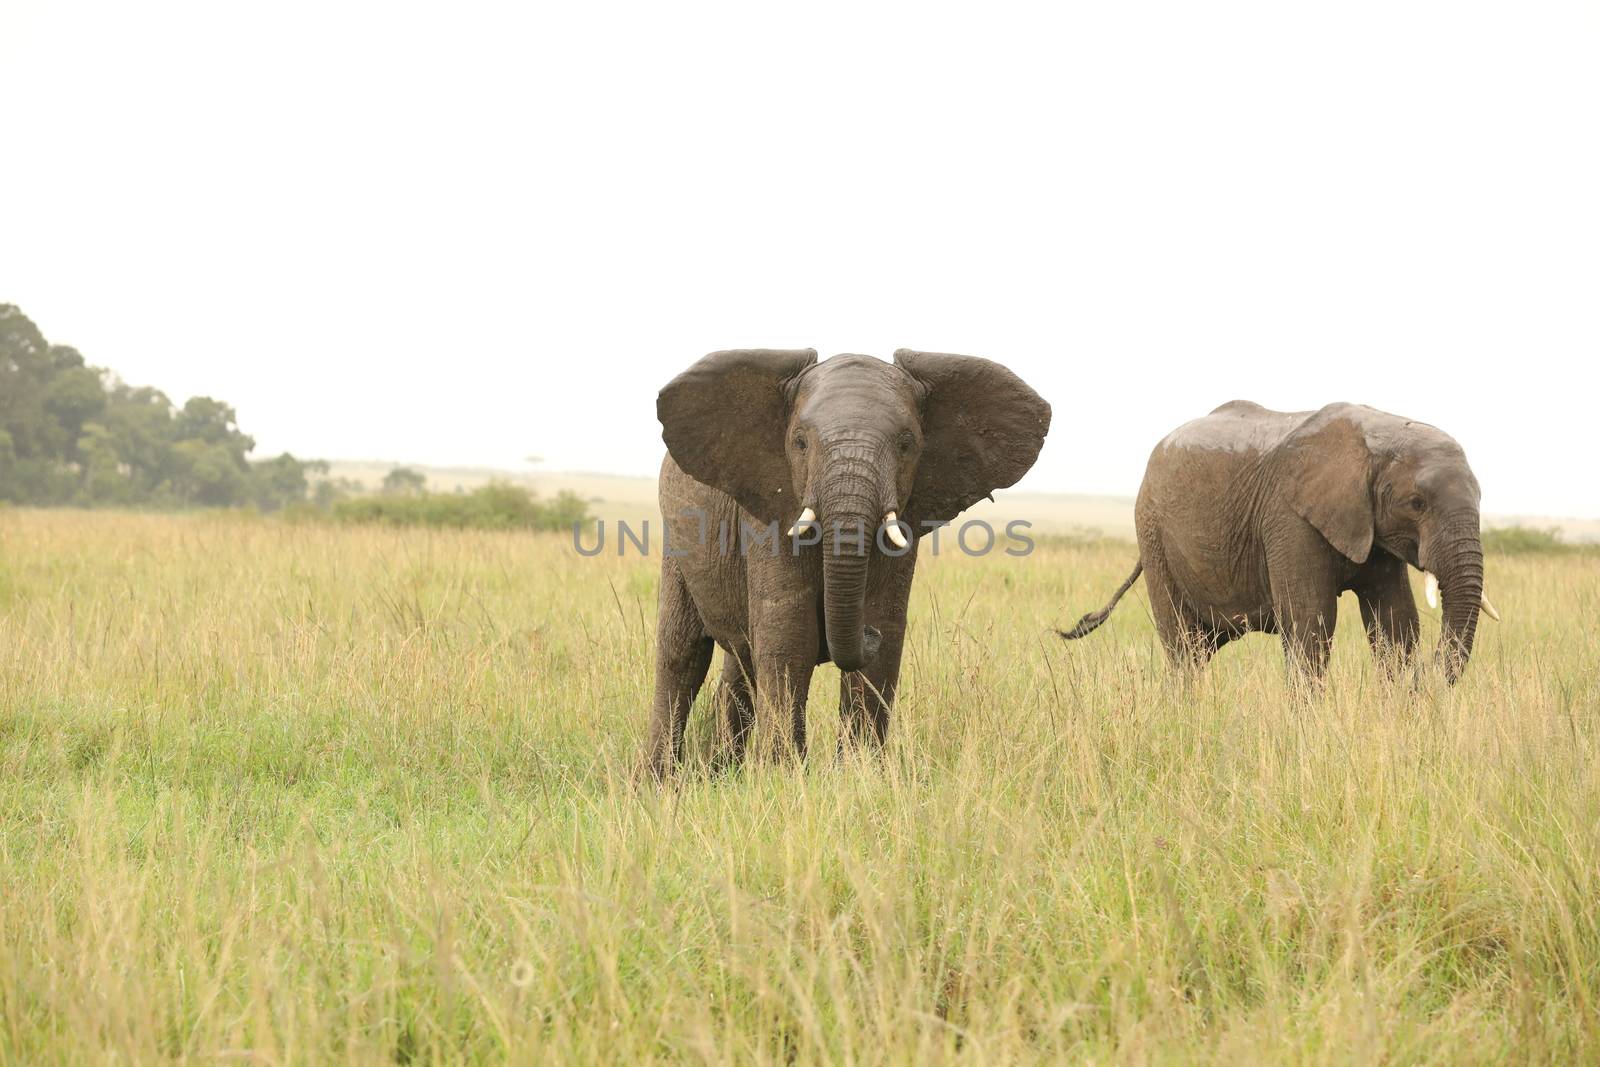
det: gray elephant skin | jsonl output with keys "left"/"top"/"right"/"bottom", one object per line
{"left": 1062, "top": 401, "right": 1497, "bottom": 682}
{"left": 647, "top": 348, "right": 1051, "bottom": 776}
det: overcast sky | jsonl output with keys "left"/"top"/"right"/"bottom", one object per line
{"left": 3, "top": 2, "right": 1596, "bottom": 516}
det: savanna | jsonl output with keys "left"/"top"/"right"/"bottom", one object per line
{"left": 3, "top": 508, "right": 1597, "bottom": 1063}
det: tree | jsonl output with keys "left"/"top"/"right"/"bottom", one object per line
{"left": 0, "top": 303, "right": 331, "bottom": 508}
{"left": 102, "top": 383, "right": 176, "bottom": 498}
{"left": 312, "top": 476, "right": 361, "bottom": 508}
{"left": 382, "top": 466, "right": 427, "bottom": 496}
{"left": 0, "top": 306, "right": 66, "bottom": 475}
{"left": 76, "top": 423, "right": 130, "bottom": 505}
{"left": 251, "top": 452, "right": 313, "bottom": 511}
{"left": 42, "top": 357, "right": 106, "bottom": 454}
{"left": 172, "top": 440, "right": 249, "bottom": 506}
{"left": 0, "top": 428, "right": 15, "bottom": 502}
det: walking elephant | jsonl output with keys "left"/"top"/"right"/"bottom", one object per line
{"left": 1060, "top": 401, "right": 1498, "bottom": 682}
{"left": 645, "top": 348, "right": 1051, "bottom": 776}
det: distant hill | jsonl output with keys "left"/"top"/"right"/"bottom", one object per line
{"left": 324, "top": 462, "right": 1600, "bottom": 543}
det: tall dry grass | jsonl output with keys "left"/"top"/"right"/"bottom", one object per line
{"left": 1, "top": 509, "right": 1597, "bottom": 1063}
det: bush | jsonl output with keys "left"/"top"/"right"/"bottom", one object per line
{"left": 1481, "top": 526, "right": 1569, "bottom": 555}
{"left": 328, "top": 482, "right": 588, "bottom": 532}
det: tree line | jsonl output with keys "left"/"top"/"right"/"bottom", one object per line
{"left": 0, "top": 304, "right": 586, "bottom": 530}
{"left": 0, "top": 303, "right": 323, "bottom": 509}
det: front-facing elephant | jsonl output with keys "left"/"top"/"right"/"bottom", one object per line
{"left": 1061, "top": 401, "right": 1498, "bottom": 682}
{"left": 645, "top": 348, "right": 1051, "bottom": 777}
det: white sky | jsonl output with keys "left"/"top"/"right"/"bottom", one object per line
{"left": 3, "top": 2, "right": 1596, "bottom": 516}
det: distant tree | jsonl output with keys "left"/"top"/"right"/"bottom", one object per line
{"left": 0, "top": 306, "right": 53, "bottom": 459}
{"left": 42, "top": 353, "right": 107, "bottom": 455}
{"left": 312, "top": 475, "right": 362, "bottom": 508}
{"left": 0, "top": 304, "right": 330, "bottom": 511}
{"left": 1, "top": 306, "right": 70, "bottom": 498}
{"left": 76, "top": 422, "right": 130, "bottom": 505}
{"left": 174, "top": 396, "right": 254, "bottom": 459}
{"left": 382, "top": 466, "right": 427, "bottom": 496}
{"left": 172, "top": 440, "right": 249, "bottom": 506}
{"left": 251, "top": 452, "right": 314, "bottom": 511}
{"left": 0, "top": 428, "right": 15, "bottom": 501}
{"left": 102, "top": 383, "right": 177, "bottom": 498}
{"left": 541, "top": 490, "right": 590, "bottom": 530}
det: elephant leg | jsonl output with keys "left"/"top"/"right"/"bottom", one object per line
{"left": 753, "top": 651, "right": 816, "bottom": 761}
{"left": 1157, "top": 623, "right": 1223, "bottom": 672}
{"left": 1268, "top": 569, "right": 1340, "bottom": 680}
{"left": 716, "top": 643, "right": 756, "bottom": 766}
{"left": 1187, "top": 624, "right": 1229, "bottom": 668}
{"left": 1141, "top": 545, "right": 1210, "bottom": 670}
{"left": 840, "top": 619, "right": 905, "bottom": 751}
{"left": 746, "top": 572, "right": 822, "bottom": 760}
{"left": 1263, "top": 520, "right": 1346, "bottom": 680}
{"left": 1352, "top": 554, "right": 1420, "bottom": 676}
{"left": 645, "top": 562, "right": 716, "bottom": 779}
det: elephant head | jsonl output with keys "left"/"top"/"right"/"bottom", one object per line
{"left": 1274, "top": 403, "right": 1494, "bottom": 682}
{"left": 657, "top": 349, "right": 1051, "bottom": 671}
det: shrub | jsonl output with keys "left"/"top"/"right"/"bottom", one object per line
{"left": 1481, "top": 526, "right": 1568, "bottom": 555}
{"left": 328, "top": 482, "right": 588, "bottom": 532}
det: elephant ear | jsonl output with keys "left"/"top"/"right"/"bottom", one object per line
{"left": 657, "top": 348, "right": 817, "bottom": 522}
{"left": 893, "top": 349, "right": 1052, "bottom": 526}
{"left": 1274, "top": 405, "right": 1375, "bottom": 564}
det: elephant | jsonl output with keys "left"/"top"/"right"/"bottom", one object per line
{"left": 645, "top": 348, "right": 1051, "bottom": 776}
{"left": 1060, "top": 401, "right": 1498, "bottom": 682}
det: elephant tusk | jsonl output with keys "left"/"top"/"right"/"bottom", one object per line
{"left": 1424, "top": 570, "right": 1500, "bottom": 621}
{"left": 884, "top": 512, "right": 908, "bottom": 549}
{"left": 787, "top": 506, "right": 816, "bottom": 537}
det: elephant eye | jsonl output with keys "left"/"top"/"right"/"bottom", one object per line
{"left": 1409, "top": 494, "right": 1427, "bottom": 512}
{"left": 896, "top": 431, "right": 915, "bottom": 455}
{"left": 793, "top": 434, "right": 807, "bottom": 452}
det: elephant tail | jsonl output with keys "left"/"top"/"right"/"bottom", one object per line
{"left": 1057, "top": 562, "right": 1143, "bottom": 640}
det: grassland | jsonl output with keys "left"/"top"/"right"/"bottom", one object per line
{"left": 1, "top": 509, "right": 1598, "bottom": 1063}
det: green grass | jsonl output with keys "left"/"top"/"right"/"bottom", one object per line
{"left": 1, "top": 509, "right": 1598, "bottom": 1063}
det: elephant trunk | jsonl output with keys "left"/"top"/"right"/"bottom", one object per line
{"left": 819, "top": 448, "right": 886, "bottom": 673}
{"left": 1427, "top": 511, "right": 1485, "bottom": 684}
